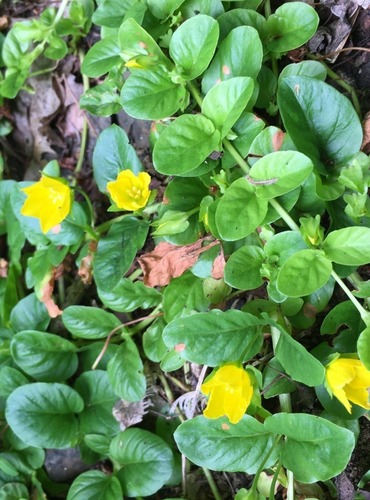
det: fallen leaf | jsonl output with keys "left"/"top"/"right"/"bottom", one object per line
{"left": 78, "top": 240, "right": 97, "bottom": 285}
{"left": 361, "top": 111, "right": 370, "bottom": 154}
{"left": 138, "top": 239, "right": 219, "bottom": 287}
{"left": 40, "top": 265, "right": 64, "bottom": 318}
{"left": 0, "top": 258, "right": 8, "bottom": 278}
{"left": 212, "top": 248, "right": 226, "bottom": 279}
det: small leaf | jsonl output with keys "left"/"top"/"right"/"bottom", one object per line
{"left": 323, "top": 227, "right": 370, "bottom": 265}
{"left": 174, "top": 415, "right": 277, "bottom": 473}
{"left": 357, "top": 326, "right": 370, "bottom": 371}
{"left": 98, "top": 278, "right": 161, "bottom": 312}
{"left": 264, "top": 413, "right": 355, "bottom": 483}
{"left": 67, "top": 471, "right": 122, "bottom": 500}
{"left": 62, "top": 306, "right": 121, "bottom": 339}
{"left": 81, "top": 36, "right": 121, "bottom": 77}
{"left": 224, "top": 245, "right": 265, "bottom": 290}
{"left": 5, "top": 383, "right": 84, "bottom": 448}
{"left": 107, "top": 339, "right": 146, "bottom": 402}
{"left": 277, "top": 249, "right": 332, "bottom": 297}
{"left": 153, "top": 114, "right": 221, "bottom": 175}
{"left": 110, "top": 428, "right": 174, "bottom": 497}
{"left": 163, "top": 309, "right": 263, "bottom": 366}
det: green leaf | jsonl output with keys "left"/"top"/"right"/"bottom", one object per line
{"left": 153, "top": 114, "right": 221, "bottom": 175}
{"left": 262, "top": 358, "right": 297, "bottom": 399}
{"left": 121, "top": 69, "right": 186, "bottom": 120}
{"left": 0, "top": 483, "right": 29, "bottom": 500}
{"left": 143, "top": 318, "right": 168, "bottom": 363}
{"left": 74, "top": 370, "right": 120, "bottom": 436}
{"left": 92, "top": 124, "right": 142, "bottom": 193}
{"left": 11, "top": 331, "right": 78, "bottom": 382}
{"left": 147, "top": 0, "right": 183, "bottom": 20}
{"left": 277, "top": 249, "right": 332, "bottom": 297}
{"left": 279, "top": 61, "right": 327, "bottom": 82}
{"left": 107, "top": 339, "right": 146, "bottom": 402}
{"left": 118, "top": 17, "right": 170, "bottom": 66}
{"left": 264, "top": 231, "right": 308, "bottom": 266}
{"left": 67, "top": 470, "right": 122, "bottom": 500}
{"left": 163, "top": 309, "right": 263, "bottom": 366}
{"left": 98, "top": 277, "right": 161, "bottom": 312}
{"left": 278, "top": 77, "right": 363, "bottom": 173}
{"left": 323, "top": 227, "right": 370, "bottom": 265}
{"left": 93, "top": 217, "right": 149, "bottom": 292}
{"left": 248, "top": 151, "right": 313, "bottom": 199}
{"left": 110, "top": 428, "right": 174, "bottom": 497}
{"left": 274, "top": 326, "right": 325, "bottom": 386}
{"left": 163, "top": 272, "right": 210, "bottom": 322}
{"left": 0, "top": 367, "right": 29, "bottom": 398}
{"left": 181, "top": 0, "right": 224, "bottom": 18}
{"left": 62, "top": 306, "right": 122, "bottom": 339}
{"left": 5, "top": 383, "right": 84, "bottom": 448}
{"left": 217, "top": 8, "right": 266, "bottom": 43}
{"left": 92, "top": 0, "right": 133, "bottom": 27}
{"left": 265, "top": 2, "right": 319, "bottom": 54}
{"left": 81, "top": 36, "right": 121, "bottom": 77}
{"left": 215, "top": 177, "right": 268, "bottom": 241}
{"left": 224, "top": 245, "right": 264, "bottom": 290}
{"left": 264, "top": 413, "right": 355, "bottom": 483}
{"left": 357, "top": 327, "right": 370, "bottom": 371}
{"left": 202, "top": 77, "right": 254, "bottom": 138}
{"left": 202, "top": 26, "right": 262, "bottom": 94}
{"left": 174, "top": 415, "right": 277, "bottom": 473}
{"left": 80, "top": 81, "right": 122, "bottom": 116}
{"left": 169, "top": 15, "right": 219, "bottom": 80}
{"left": 10, "top": 293, "right": 50, "bottom": 333}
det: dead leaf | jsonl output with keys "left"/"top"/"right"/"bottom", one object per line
{"left": 40, "top": 265, "right": 63, "bottom": 318}
{"left": 361, "top": 111, "right": 370, "bottom": 154}
{"left": 138, "top": 239, "right": 219, "bottom": 287}
{"left": 212, "top": 249, "right": 226, "bottom": 279}
{"left": 0, "top": 258, "right": 8, "bottom": 278}
{"left": 78, "top": 240, "right": 97, "bottom": 285}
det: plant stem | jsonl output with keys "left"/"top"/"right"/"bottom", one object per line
{"left": 75, "top": 49, "right": 90, "bottom": 177}
{"left": 223, "top": 138, "right": 250, "bottom": 174}
{"left": 187, "top": 79, "right": 203, "bottom": 107}
{"left": 202, "top": 467, "right": 222, "bottom": 500}
{"left": 95, "top": 215, "right": 126, "bottom": 234}
{"left": 331, "top": 270, "right": 370, "bottom": 324}
{"left": 251, "top": 435, "right": 281, "bottom": 495}
{"left": 53, "top": 0, "right": 70, "bottom": 25}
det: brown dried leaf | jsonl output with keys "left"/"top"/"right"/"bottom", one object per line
{"left": 78, "top": 240, "right": 97, "bottom": 285}
{"left": 361, "top": 111, "right": 370, "bottom": 154}
{"left": 0, "top": 258, "right": 8, "bottom": 278}
{"left": 212, "top": 249, "right": 226, "bottom": 279}
{"left": 138, "top": 239, "right": 219, "bottom": 287}
{"left": 40, "top": 265, "right": 63, "bottom": 318}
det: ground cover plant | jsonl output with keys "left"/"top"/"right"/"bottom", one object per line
{"left": 0, "top": 0, "right": 370, "bottom": 498}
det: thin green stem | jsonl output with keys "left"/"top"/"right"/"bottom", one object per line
{"left": 53, "top": 0, "right": 70, "bottom": 26}
{"left": 187, "top": 79, "right": 203, "bottom": 108}
{"left": 73, "top": 186, "right": 96, "bottom": 227}
{"left": 269, "top": 461, "right": 282, "bottom": 500}
{"left": 202, "top": 467, "right": 222, "bottom": 500}
{"left": 223, "top": 138, "right": 250, "bottom": 174}
{"left": 268, "top": 198, "right": 300, "bottom": 231}
{"left": 95, "top": 215, "right": 126, "bottom": 234}
{"left": 251, "top": 435, "right": 281, "bottom": 495}
{"left": 264, "top": 0, "right": 272, "bottom": 17}
{"left": 127, "top": 268, "right": 143, "bottom": 282}
{"left": 75, "top": 48, "right": 90, "bottom": 177}
{"left": 331, "top": 270, "right": 370, "bottom": 324}
{"left": 130, "top": 305, "right": 163, "bottom": 334}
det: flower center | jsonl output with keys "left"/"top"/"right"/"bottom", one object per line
{"left": 128, "top": 186, "right": 143, "bottom": 200}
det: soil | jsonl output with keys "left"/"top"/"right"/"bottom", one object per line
{"left": 1, "top": 1, "right": 370, "bottom": 499}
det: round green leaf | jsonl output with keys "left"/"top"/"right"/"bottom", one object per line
{"left": 80, "top": 81, "right": 122, "bottom": 117}
{"left": 121, "top": 69, "right": 186, "bottom": 120}
{"left": 92, "top": 124, "right": 142, "bottom": 193}
{"left": 107, "top": 339, "right": 146, "bottom": 402}
{"left": 0, "top": 366, "right": 29, "bottom": 398}
{"left": 93, "top": 217, "right": 149, "bottom": 292}
{"left": 278, "top": 77, "right": 363, "bottom": 173}
{"left": 110, "top": 428, "right": 174, "bottom": 497}
{"left": 215, "top": 177, "right": 268, "bottom": 241}
{"left": 62, "top": 306, "right": 121, "bottom": 339}
{"left": 67, "top": 470, "right": 122, "bottom": 500}
{"left": 81, "top": 36, "right": 121, "bottom": 77}
{"left": 0, "top": 483, "right": 29, "bottom": 500}
{"left": 74, "top": 370, "right": 120, "bottom": 436}
{"left": 163, "top": 309, "right": 263, "bottom": 366}
{"left": 323, "top": 227, "right": 370, "bottom": 265}
{"left": 5, "top": 383, "right": 84, "bottom": 448}
{"left": 98, "top": 278, "right": 161, "bottom": 312}
{"left": 277, "top": 249, "right": 332, "bottom": 297}
{"left": 10, "top": 292, "right": 50, "bottom": 333}
{"left": 265, "top": 3, "right": 319, "bottom": 54}
{"left": 169, "top": 14, "right": 219, "bottom": 80}
{"left": 224, "top": 245, "right": 265, "bottom": 290}
{"left": 153, "top": 114, "right": 221, "bottom": 175}
{"left": 11, "top": 330, "right": 78, "bottom": 382}
{"left": 357, "top": 326, "right": 370, "bottom": 371}
{"left": 202, "top": 26, "right": 262, "bottom": 94}
{"left": 202, "top": 77, "right": 254, "bottom": 138}
{"left": 264, "top": 413, "right": 355, "bottom": 483}
{"left": 174, "top": 415, "right": 277, "bottom": 473}
{"left": 249, "top": 151, "right": 313, "bottom": 199}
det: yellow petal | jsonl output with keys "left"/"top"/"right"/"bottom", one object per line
{"left": 332, "top": 386, "right": 352, "bottom": 413}
{"left": 344, "top": 385, "right": 370, "bottom": 410}
{"left": 107, "top": 170, "right": 151, "bottom": 211}
{"left": 203, "top": 386, "right": 226, "bottom": 420}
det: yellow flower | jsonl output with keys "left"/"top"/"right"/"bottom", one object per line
{"left": 21, "top": 176, "right": 72, "bottom": 233}
{"left": 325, "top": 356, "right": 370, "bottom": 413}
{"left": 107, "top": 170, "right": 151, "bottom": 211}
{"left": 201, "top": 363, "right": 253, "bottom": 424}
